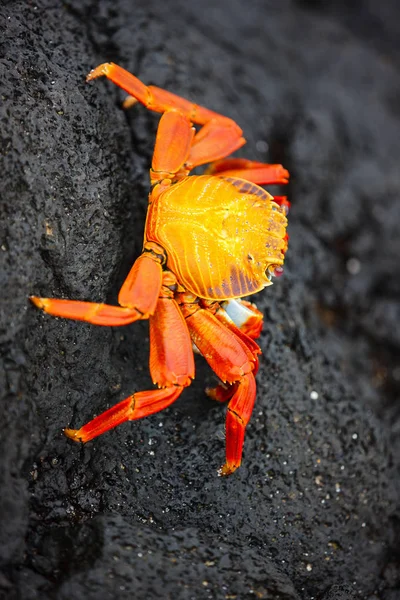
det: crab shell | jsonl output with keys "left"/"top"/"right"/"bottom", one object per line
{"left": 146, "top": 175, "right": 287, "bottom": 300}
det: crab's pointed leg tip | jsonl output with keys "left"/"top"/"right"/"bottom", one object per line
{"left": 30, "top": 296, "right": 46, "bottom": 309}
{"left": 218, "top": 463, "right": 238, "bottom": 477}
{"left": 86, "top": 63, "right": 111, "bottom": 82}
{"left": 64, "top": 428, "right": 82, "bottom": 442}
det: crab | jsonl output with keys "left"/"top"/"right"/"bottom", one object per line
{"left": 31, "top": 63, "right": 289, "bottom": 475}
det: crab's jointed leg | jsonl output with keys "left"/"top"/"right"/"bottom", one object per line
{"left": 87, "top": 63, "right": 246, "bottom": 172}
{"left": 200, "top": 299, "right": 261, "bottom": 409}
{"left": 207, "top": 158, "right": 289, "bottom": 185}
{"left": 30, "top": 251, "right": 163, "bottom": 326}
{"left": 87, "top": 63, "right": 221, "bottom": 124}
{"left": 65, "top": 283, "right": 194, "bottom": 443}
{"left": 64, "top": 387, "right": 183, "bottom": 443}
{"left": 186, "top": 120, "right": 245, "bottom": 169}
{"left": 179, "top": 297, "right": 258, "bottom": 475}
{"left": 150, "top": 110, "right": 195, "bottom": 184}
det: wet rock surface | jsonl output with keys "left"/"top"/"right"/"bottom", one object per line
{"left": 1, "top": 1, "right": 399, "bottom": 599}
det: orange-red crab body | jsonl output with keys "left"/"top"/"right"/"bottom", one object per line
{"left": 31, "top": 63, "right": 289, "bottom": 475}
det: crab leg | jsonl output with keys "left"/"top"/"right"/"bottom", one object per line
{"left": 87, "top": 63, "right": 246, "bottom": 170}
{"left": 150, "top": 111, "right": 245, "bottom": 176}
{"left": 186, "top": 121, "right": 246, "bottom": 169}
{"left": 207, "top": 158, "right": 289, "bottom": 185}
{"left": 64, "top": 387, "right": 183, "bottom": 443}
{"left": 150, "top": 111, "right": 194, "bottom": 183}
{"left": 117, "top": 251, "right": 163, "bottom": 314}
{"left": 200, "top": 300, "right": 261, "bottom": 405}
{"left": 88, "top": 62, "right": 235, "bottom": 126}
{"left": 180, "top": 302, "right": 257, "bottom": 475}
{"left": 30, "top": 297, "right": 147, "bottom": 326}
{"left": 30, "top": 252, "right": 163, "bottom": 326}
{"left": 65, "top": 289, "right": 194, "bottom": 443}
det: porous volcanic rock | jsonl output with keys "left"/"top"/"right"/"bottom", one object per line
{"left": 1, "top": 1, "right": 399, "bottom": 599}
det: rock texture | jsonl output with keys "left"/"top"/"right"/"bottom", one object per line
{"left": 1, "top": 1, "right": 399, "bottom": 599}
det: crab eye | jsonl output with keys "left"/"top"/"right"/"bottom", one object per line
{"left": 268, "top": 265, "right": 284, "bottom": 278}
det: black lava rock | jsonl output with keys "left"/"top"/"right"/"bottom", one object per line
{"left": 1, "top": 1, "right": 399, "bottom": 599}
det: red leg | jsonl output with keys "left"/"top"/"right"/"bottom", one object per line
{"left": 212, "top": 304, "right": 261, "bottom": 358}
{"left": 30, "top": 252, "right": 163, "bottom": 326}
{"left": 149, "top": 111, "right": 195, "bottom": 184}
{"left": 65, "top": 289, "right": 194, "bottom": 442}
{"left": 150, "top": 111, "right": 245, "bottom": 176}
{"left": 118, "top": 251, "right": 163, "bottom": 315}
{"left": 87, "top": 62, "right": 237, "bottom": 126}
{"left": 148, "top": 107, "right": 245, "bottom": 184}
{"left": 30, "top": 296, "right": 146, "bottom": 326}
{"left": 148, "top": 295, "right": 195, "bottom": 388}
{"left": 180, "top": 301, "right": 257, "bottom": 475}
{"left": 87, "top": 63, "right": 245, "bottom": 171}
{"left": 201, "top": 300, "right": 260, "bottom": 404}
{"left": 186, "top": 121, "right": 246, "bottom": 169}
{"left": 206, "top": 158, "right": 289, "bottom": 185}
{"left": 64, "top": 387, "right": 183, "bottom": 442}
{"left": 222, "top": 372, "right": 256, "bottom": 475}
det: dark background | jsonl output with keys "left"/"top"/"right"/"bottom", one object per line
{"left": 1, "top": 1, "right": 399, "bottom": 599}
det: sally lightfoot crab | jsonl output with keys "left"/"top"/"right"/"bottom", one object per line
{"left": 31, "top": 63, "right": 289, "bottom": 475}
